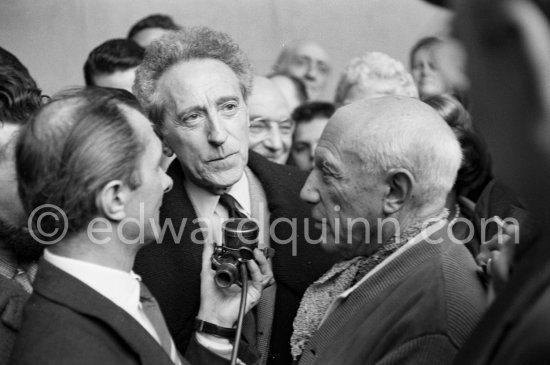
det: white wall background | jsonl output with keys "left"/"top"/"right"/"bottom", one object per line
{"left": 0, "top": 0, "right": 451, "bottom": 99}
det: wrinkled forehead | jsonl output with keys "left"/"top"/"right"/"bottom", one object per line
{"left": 249, "top": 78, "right": 290, "bottom": 118}
{"left": 293, "top": 43, "right": 329, "bottom": 62}
{"left": 158, "top": 59, "right": 244, "bottom": 102}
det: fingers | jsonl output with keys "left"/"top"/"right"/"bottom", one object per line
{"left": 476, "top": 217, "right": 518, "bottom": 267}
{"left": 246, "top": 249, "right": 274, "bottom": 289}
{"left": 246, "top": 258, "right": 263, "bottom": 286}
{"left": 253, "top": 248, "right": 268, "bottom": 270}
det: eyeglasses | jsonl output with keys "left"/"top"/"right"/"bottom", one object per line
{"left": 249, "top": 118, "right": 295, "bottom": 137}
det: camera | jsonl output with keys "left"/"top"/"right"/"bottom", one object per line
{"left": 211, "top": 218, "right": 259, "bottom": 288}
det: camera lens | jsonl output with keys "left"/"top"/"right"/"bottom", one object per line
{"left": 239, "top": 247, "right": 255, "bottom": 261}
{"left": 214, "top": 261, "right": 239, "bottom": 287}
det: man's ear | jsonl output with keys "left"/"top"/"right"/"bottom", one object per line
{"left": 383, "top": 168, "right": 414, "bottom": 215}
{"left": 96, "top": 180, "right": 128, "bottom": 222}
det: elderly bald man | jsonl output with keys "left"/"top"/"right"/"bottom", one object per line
{"left": 273, "top": 41, "right": 331, "bottom": 101}
{"left": 292, "top": 96, "right": 486, "bottom": 365}
{"left": 248, "top": 76, "right": 294, "bottom": 164}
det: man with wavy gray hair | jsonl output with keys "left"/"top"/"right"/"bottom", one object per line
{"left": 293, "top": 95, "right": 486, "bottom": 364}
{"left": 334, "top": 52, "right": 418, "bottom": 108}
{"left": 133, "top": 26, "right": 336, "bottom": 365}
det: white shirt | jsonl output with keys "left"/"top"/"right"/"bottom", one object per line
{"left": 184, "top": 174, "right": 251, "bottom": 361}
{"left": 43, "top": 249, "right": 160, "bottom": 343}
{"left": 184, "top": 172, "right": 251, "bottom": 245}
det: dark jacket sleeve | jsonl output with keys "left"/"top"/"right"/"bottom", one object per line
{"left": 185, "top": 333, "right": 259, "bottom": 365}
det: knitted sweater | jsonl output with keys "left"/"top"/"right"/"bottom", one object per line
{"left": 296, "top": 223, "right": 487, "bottom": 365}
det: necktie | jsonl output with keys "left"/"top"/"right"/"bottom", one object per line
{"left": 218, "top": 193, "right": 248, "bottom": 219}
{"left": 217, "top": 193, "right": 258, "bottom": 349}
{"left": 139, "top": 282, "right": 181, "bottom": 365}
{"left": 13, "top": 267, "right": 35, "bottom": 293}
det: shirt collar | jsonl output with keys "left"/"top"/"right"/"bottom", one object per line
{"left": 43, "top": 249, "right": 141, "bottom": 311}
{"left": 184, "top": 171, "right": 251, "bottom": 218}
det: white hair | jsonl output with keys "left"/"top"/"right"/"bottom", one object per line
{"left": 343, "top": 97, "right": 461, "bottom": 209}
{"left": 335, "top": 52, "right": 419, "bottom": 107}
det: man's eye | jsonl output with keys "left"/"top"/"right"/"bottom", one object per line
{"left": 221, "top": 102, "right": 238, "bottom": 115}
{"left": 293, "top": 144, "right": 309, "bottom": 153}
{"left": 249, "top": 121, "right": 267, "bottom": 134}
{"left": 182, "top": 113, "right": 201, "bottom": 123}
{"left": 280, "top": 122, "right": 294, "bottom": 134}
{"left": 318, "top": 63, "right": 330, "bottom": 75}
{"left": 293, "top": 56, "right": 309, "bottom": 67}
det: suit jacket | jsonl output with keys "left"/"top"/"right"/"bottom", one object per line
{"left": 0, "top": 275, "right": 29, "bottom": 364}
{"left": 297, "top": 223, "right": 487, "bottom": 365}
{"left": 134, "top": 151, "right": 337, "bottom": 365}
{"left": 9, "top": 259, "right": 232, "bottom": 365}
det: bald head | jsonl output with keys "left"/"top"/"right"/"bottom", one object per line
{"left": 323, "top": 96, "right": 462, "bottom": 207}
{"left": 249, "top": 76, "right": 289, "bottom": 112}
{"left": 329, "top": 95, "right": 447, "bottom": 140}
{"left": 248, "top": 76, "right": 294, "bottom": 164}
{"left": 274, "top": 40, "right": 331, "bottom": 100}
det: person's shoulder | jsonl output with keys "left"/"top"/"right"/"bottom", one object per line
{"left": 12, "top": 292, "right": 139, "bottom": 365}
{"left": 248, "top": 150, "right": 308, "bottom": 180}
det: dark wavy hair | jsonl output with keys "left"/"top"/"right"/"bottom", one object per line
{"left": 0, "top": 66, "right": 43, "bottom": 126}
{"left": 127, "top": 14, "right": 180, "bottom": 40}
{"left": 84, "top": 39, "right": 144, "bottom": 86}
{"left": 16, "top": 87, "right": 146, "bottom": 236}
{"left": 291, "top": 101, "right": 335, "bottom": 124}
{"left": 424, "top": 94, "right": 492, "bottom": 197}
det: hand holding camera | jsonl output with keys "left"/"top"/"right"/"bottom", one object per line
{"left": 197, "top": 218, "right": 274, "bottom": 328}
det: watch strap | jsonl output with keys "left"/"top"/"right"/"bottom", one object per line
{"left": 194, "top": 318, "right": 236, "bottom": 338}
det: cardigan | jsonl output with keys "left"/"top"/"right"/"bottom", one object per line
{"left": 297, "top": 223, "right": 487, "bottom": 365}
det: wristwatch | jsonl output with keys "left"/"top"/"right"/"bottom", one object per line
{"left": 194, "top": 318, "right": 236, "bottom": 338}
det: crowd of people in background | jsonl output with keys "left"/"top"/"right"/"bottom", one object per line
{"left": 2, "top": 0, "right": 550, "bottom": 363}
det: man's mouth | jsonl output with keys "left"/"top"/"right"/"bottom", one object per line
{"left": 208, "top": 151, "right": 238, "bottom": 162}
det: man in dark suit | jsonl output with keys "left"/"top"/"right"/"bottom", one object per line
{"left": 10, "top": 87, "right": 271, "bottom": 365}
{"left": 132, "top": 26, "right": 337, "bottom": 365}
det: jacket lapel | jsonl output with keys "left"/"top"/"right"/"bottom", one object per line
{"left": 34, "top": 260, "right": 175, "bottom": 365}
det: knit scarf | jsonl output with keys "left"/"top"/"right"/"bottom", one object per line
{"left": 290, "top": 210, "right": 449, "bottom": 360}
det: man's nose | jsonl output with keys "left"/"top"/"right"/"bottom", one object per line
{"left": 300, "top": 172, "right": 320, "bottom": 204}
{"left": 264, "top": 125, "right": 283, "bottom": 151}
{"left": 207, "top": 113, "right": 228, "bottom": 146}
{"left": 304, "top": 62, "right": 318, "bottom": 81}
{"left": 309, "top": 143, "right": 317, "bottom": 162}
